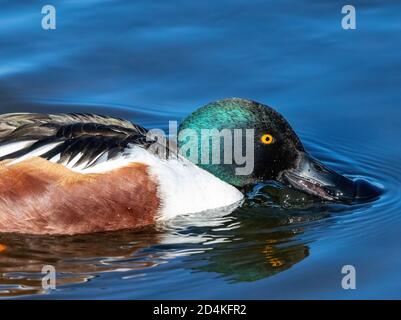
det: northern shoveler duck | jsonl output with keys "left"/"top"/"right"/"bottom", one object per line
{"left": 0, "top": 98, "right": 360, "bottom": 235}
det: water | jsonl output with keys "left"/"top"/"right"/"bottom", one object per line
{"left": 0, "top": 0, "right": 400, "bottom": 299}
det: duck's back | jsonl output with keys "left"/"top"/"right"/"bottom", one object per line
{"left": 0, "top": 113, "right": 243, "bottom": 235}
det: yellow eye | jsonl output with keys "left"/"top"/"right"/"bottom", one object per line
{"left": 261, "top": 134, "right": 274, "bottom": 145}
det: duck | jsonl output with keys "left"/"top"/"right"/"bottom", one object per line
{"left": 0, "top": 98, "right": 365, "bottom": 235}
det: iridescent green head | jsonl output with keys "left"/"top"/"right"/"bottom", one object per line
{"left": 178, "top": 98, "right": 304, "bottom": 187}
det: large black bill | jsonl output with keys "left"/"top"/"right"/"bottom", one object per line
{"left": 279, "top": 152, "right": 381, "bottom": 202}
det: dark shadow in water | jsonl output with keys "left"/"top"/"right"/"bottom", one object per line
{"left": 184, "top": 210, "right": 312, "bottom": 283}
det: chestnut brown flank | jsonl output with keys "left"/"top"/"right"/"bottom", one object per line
{"left": 0, "top": 158, "right": 160, "bottom": 235}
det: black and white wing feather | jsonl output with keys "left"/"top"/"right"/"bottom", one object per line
{"left": 0, "top": 113, "right": 162, "bottom": 170}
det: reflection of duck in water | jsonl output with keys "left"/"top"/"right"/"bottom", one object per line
{"left": 0, "top": 227, "right": 162, "bottom": 297}
{"left": 183, "top": 208, "right": 313, "bottom": 282}
{"left": 0, "top": 206, "right": 319, "bottom": 296}
{"left": 0, "top": 98, "right": 379, "bottom": 235}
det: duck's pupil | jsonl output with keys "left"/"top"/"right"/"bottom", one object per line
{"left": 261, "top": 134, "right": 273, "bottom": 144}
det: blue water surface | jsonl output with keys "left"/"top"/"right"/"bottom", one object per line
{"left": 0, "top": 0, "right": 400, "bottom": 299}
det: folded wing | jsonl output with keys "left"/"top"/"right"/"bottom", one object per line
{"left": 0, "top": 113, "right": 158, "bottom": 171}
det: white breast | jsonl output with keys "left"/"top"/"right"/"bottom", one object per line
{"left": 123, "top": 146, "right": 244, "bottom": 220}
